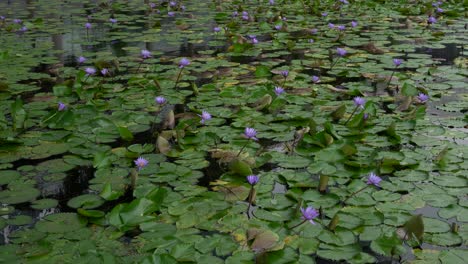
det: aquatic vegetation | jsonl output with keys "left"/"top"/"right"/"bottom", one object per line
{"left": 0, "top": 0, "right": 466, "bottom": 262}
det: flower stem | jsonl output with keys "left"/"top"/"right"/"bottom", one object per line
{"left": 344, "top": 106, "right": 359, "bottom": 125}
{"left": 385, "top": 68, "right": 396, "bottom": 90}
{"left": 150, "top": 108, "right": 162, "bottom": 135}
{"left": 41, "top": 111, "right": 59, "bottom": 125}
{"left": 136, "top": 61, "right": 143, "bottom": 73}
{"left": 290, "top": 220, "right": 307, "bottom": 229}
{"left": 342, "top": 185, "right": 369, "bottom": 204}
{"left": 236, "top": 139, "right": 251, "bottom": 157}
{"left": 173, "top": 68, "right": 183, "bottom": 90}
{"left": 329, "top": 57, "right": 340, "bottom": 70}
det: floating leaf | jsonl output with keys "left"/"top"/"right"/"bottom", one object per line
{"left": 403, "top": 214, "right": 424, "bottom": 241}
{"left": 35, "top": 213, "right": 87, "bottom": 233}
{"left": 67, "top": 194, "right": 105, "bottom": 209}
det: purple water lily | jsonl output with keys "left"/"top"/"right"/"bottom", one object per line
{"left": 58, "top": 102, "right": 67, "bottom": 111}
{"left": 312, "top": 76, "right": 321, "bottom": 83}
{"left": 366, "top": 172, "right": 382, "bottom": 187}
{"left": 77, "top": 56, "right": 86, "bottom": 64}
{"left": 178, "top": 58, "right": 190, "bottom": 68}
{"left": 134, "top": 157, "right": 149, "bottom": 171}
{"left": 301, "top": 206, "right": 319, "bottom": 225}
{"left": 336, "top": 47, "right": 347, "bottom": 57}
{"left": 155, "top": 96, "right": 167, "bottom": 105}
{"left": 246, "top": 175, "right": 259, "bottom": 186}
{"left": 353, "top": 96, "right": 366, "bottom": 108}
{"left": 417, "top": 93, "right": 429, "bottom": 103}
{"left": 101, "top": 68, "right": 109, "bottom": 76}
{"left": 244, "top": 127, "right": 258, "bottom": 141}
{"left": 85, "top": 67, "right": 96, "bottom": 76}
{"left": 85, "top": 22, "right": 92, "bottom": 29}
{"left": 199, "top": 110, "right": 212, "bottom": 124}
{"left": 274, "top": 86, "right": 285, "bottom": 96}
{"left": 351, "top": 21, "right": 358, "bottom": 28}
{"left": 393, "top": 59, "right": 403, "bottom": 67}
{"left": 141, "top": 49, "right": 151, "bottom": 59}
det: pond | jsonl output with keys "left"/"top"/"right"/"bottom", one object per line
{"left": 0, "top": 0, "right": 467, "bottom": 263}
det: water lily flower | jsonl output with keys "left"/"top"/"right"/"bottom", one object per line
{"left": 169, "top": 1, "right": 177, "bottom": 7}
{"left": 134, "top": 157, "right": 149, "bottom": 170}
{"left": 309, "top": 28, "right": 318, "bottom": 34}
{"left": 366, "top": 172, "right": 382, "bottom": 187}
{"left": 109, "top": 18, "right": 117, "bottom": 24}
{"left": 13, "top": 19, "right": 22, "bottom": 24}
{"left": 301, "top": 206, "right": 319, "bottom": 225}
{"left": 274, "top": 24, "right": 282, "bottom": 30}
{"left": 321, "top": 12, "right": 328, "bottom": 17}
{"left": 232, "top": 11, "right": 238, "bottom": 17}
{"left": 274, "top": 86, "right": 285, "bottom": 96}
{"left": 269, "top": 0, "right": 275, "bottom": 5}
{"left": 336, "top": 47, "right": 347, "bottom": 56}
{"left": 244, "top": 127, "right": 258, "bottom": 141}
{"left": 149, "top": 2, "right": 156, "bottom": 8}
{"left": 168, "top": 11, "right": 175, "bottom": 17}
{"left": 58, "top": 102, "right": 67, "bottom": 111}
{"left": 337, "top": 25, "right": 346, "bottom": 31}
{"left": 312, "top": 76, "right": 320, "bottom": 83}
{"left": 328, "top": 23, "right": 335, "bottom": 29}
{"left": 246, "top": 175, "right": 259, "bottom": 186}
{"left": 393, "top": 59, "right": 403, "bottom": 67}
{"left": 251, "top": 37, "right": 258, "bottom": 44}
{"left": 178, "top": 58, "right": 190, "bottom": 68}
{"left": 199, "top": 110, "right": 212, "bottom": 124}
{"left": 351, "top": 21, "right": 358, "bottom": 28}
{"left": 280, "top": 70, "right": 289, "bottom": 78}
{"left": 0, "top": 16, "right": 5, "bottom": 21}
{"left": 155, "top": 96, "right": 167, "bottom": 105}
{"left": 213, "top": 26, "right": 221, "bottom": 32}
{"left": 141, "top": 49, "right": 151, "bottom": 59}
{"left": 428, "top": 16, "right": 437, "bottom": 24}
{"left": 85, "top": 67, "right": 96, "bottom": 76}
{"left": 77, "top": 56, "right": 86, "bottom": 64}
{"left": 417, "top": 93, "right": 429, "bottom": 103}
{"left": 308, "top": 39, "right": 314, "bottom": 43}
{"left": 19, "top": 26, "right": 27, "bottom": 33}
{"left": 101, "top": 68, "right": 109, "bottom": 76}
{"left": 85, "top": 22, "right": 92, "bottom": 29}
{"left": 353, "top": 96, "right": 366, "bottom": 108}
{"left": 339, "top": 0, "right": 349, "bottom": 4}
{"left": 436, "top": 7, "right": 444, "bottom": 13}
{"left": 242, "top": 14, "right": 249, "bottom": 21}
{"left": 180, "top": 5, "right": 185, "bottom": 11}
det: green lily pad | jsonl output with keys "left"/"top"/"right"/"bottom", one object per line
{"left": 31, "top": 198, "right": 59, "bottom": 210}
{"left": 6, "top": 215, "right": 32, "bottom": 226}
{"left": 35, "top": 213, "right": 87, "bottom": 233}
{"left": 0, "top": 170, "right": 20, "bottom": 185}
{"left": 67, "top": 194, "right": 105, "bottom": 209}
{"left": 0, "top": 187, "right": 40, "bottom": 204}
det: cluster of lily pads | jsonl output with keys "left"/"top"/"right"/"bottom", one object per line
{"left": 0, "top": 0, "right": 467, "bottom": 263}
